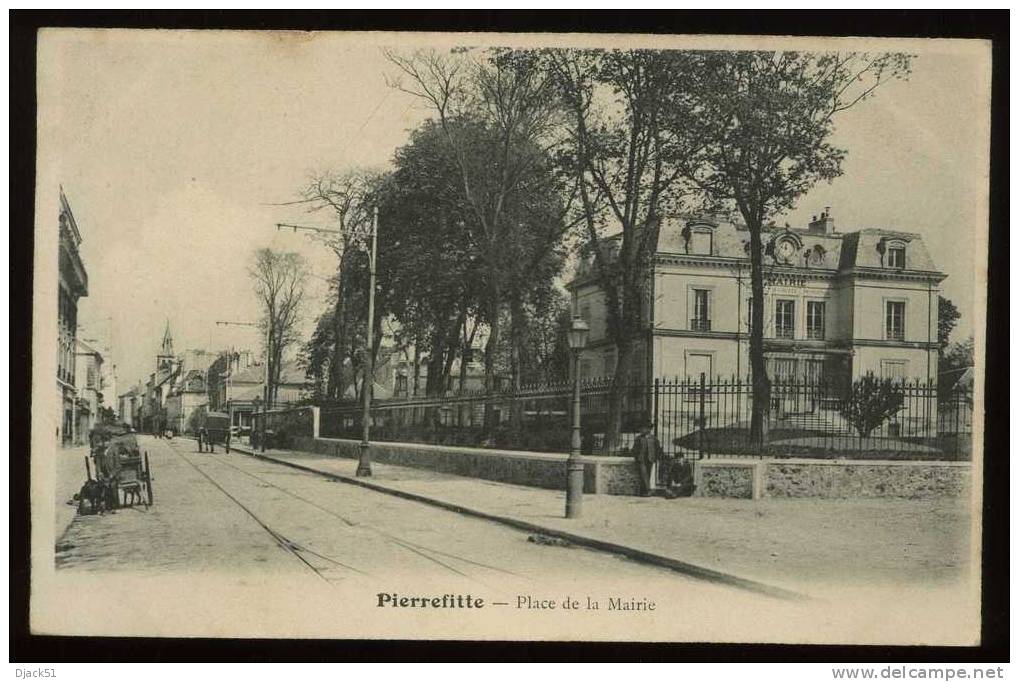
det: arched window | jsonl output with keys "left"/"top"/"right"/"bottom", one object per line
{"left": 683, "top": 221, "right": 716, "bottom": 255}
{"left": 879, "top": 238, "right": 908, "bottom": 269}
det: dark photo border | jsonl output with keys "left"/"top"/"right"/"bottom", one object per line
{"left": 10, "top": 9, "right": 1008, "bottom": 663}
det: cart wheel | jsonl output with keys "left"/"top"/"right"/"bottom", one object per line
{"left": 143, "top": 452, "right": 154, "bottom": 506}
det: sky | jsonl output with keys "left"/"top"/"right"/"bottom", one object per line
{"left": 37, "top": 30, "right": 991, "bottom": 393}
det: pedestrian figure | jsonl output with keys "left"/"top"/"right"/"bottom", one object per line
{"left": 96, "top": 440, "right": 122, "bottom": 511}
{"left": 664, "top": 453, "right": 696, "bottom": 498}
{"left": 197, "top": 426, "right": 205, "bottom": 453}
{"left": 631, "top": 420, "right": 662, "bottom": 497}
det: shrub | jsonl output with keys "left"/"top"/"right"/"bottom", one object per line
{"left": 837, "top": 374, "right": 906, "bottom": 438}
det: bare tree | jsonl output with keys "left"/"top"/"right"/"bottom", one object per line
{"left": 299, "top": 170, "right": 379, "bottom": 401}
{"left": 249, "top": 248, "right": 309, "bottom": 407}
{"left": 679, "top": 51, "right": 912, "bottom": 445}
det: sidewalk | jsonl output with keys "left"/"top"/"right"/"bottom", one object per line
{"left": 229, "top": 442, "right": 970, "bottom": 595}
{"left": 55, "top": 445, "right": 90, "bottom": 541}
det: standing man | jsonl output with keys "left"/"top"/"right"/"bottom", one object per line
{"left": 631, "top": 420, "right": 662, "bottom": 497}
{"left": 197, "top": 425, "right": 205, "bottom": 453}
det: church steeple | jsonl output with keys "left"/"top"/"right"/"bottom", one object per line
{"left": 157, "top": 320, "right": 175, "bottom": 371}
{"left": 161, "top": 320, "right": 174, "bottom": 357}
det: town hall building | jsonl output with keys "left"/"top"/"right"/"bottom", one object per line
{"left": 569, "top": 211, "right": 945, "bottom": 387}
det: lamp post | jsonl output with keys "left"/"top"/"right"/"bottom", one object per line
{"left": 565, "top": 316, "right": 590, "bottom": 519}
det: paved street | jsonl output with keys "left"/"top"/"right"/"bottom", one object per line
{"left": 222, "top": 442, "right": 972, "bottom": 591}
{"left": 55, "top": 444, "right": 91, "bottom": 541}
{"left": 56, "top": 436, "right": 761, "bottom": 601}
{"left": 46, "top": 435, "right": 979, "bottom": 644}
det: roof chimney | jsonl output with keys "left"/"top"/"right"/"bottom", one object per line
{"left": 809, "top": 208, "right": 835, "bottom": 235}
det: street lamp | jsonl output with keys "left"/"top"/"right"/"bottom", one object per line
{"left": 565, "top": 315, "right": 590, "bottom": 519}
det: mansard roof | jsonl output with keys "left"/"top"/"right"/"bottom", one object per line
{"left": 837, "top": 229, "right": 938, "bottom": 272}
{"left": 570, "top": 214, "right": 944, "bottom": 287}
{"left": 658, "top": 216, "right": 940, "bottom": 272}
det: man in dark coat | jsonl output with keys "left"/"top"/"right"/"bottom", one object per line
{"left": 197, "top": 426, "right": 205, "bottom": 452}
{"left": 631, "top": 421, "right": 661, "bottom": 497}
{"left": 666, "top": 453, "right": 696, "bottom": 498}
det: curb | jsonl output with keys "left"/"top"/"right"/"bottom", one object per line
{"left": 229, "top": 444, "right": 808, "bottom": 602}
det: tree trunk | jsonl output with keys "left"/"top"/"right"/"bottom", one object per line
{"left": 441, "top": 343, "right": 457, "bottom": 394}
{"left": 272, "top": 341, "right": 284, "bottom": 408}
{"left": 509, "top": 296, "right": 524, "bottom": 431}
{"left": 747, "top": 223, "right": 771, "bottom": 447}
{"left": 425, "top": 330, "right": 446, "bottom": 398}
{"left": 412, "top": 342, "right": 421, "bottom": 398}
{"left": 602, "top": 339, "right": 632, "bottom": 454}
{"left": 329, "top": 265, "right": 349, "bottom": 401}
{"left": 483, "top": 277, "right": 502, "bottom": 431}
{"left": 457, "top": 327, "right": 470, "bottom": 428}
{"left": 442, "top": 308, "right": 467, "bottom": 394}
{"left": 457, "top": 318, "right": 479, "bottom": 427}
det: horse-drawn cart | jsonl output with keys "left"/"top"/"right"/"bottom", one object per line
{"left": 79, "top": 423, "right": 154, "bottom": 514}
{"left": 113, "top": 449, "right": 154, "bottom": 507}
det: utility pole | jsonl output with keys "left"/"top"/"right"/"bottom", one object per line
{"left": 356, "top": 207, "right": 379, "bottom": 477}
{"left": 276, "top": 212, "right": 380, "bottom": 477}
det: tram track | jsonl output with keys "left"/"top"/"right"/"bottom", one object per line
{"left": 199, "top": 448, "right": 527, "bottom": 579}
{"left": 170, "top": 444, "right": 368, "bottom": 584}
{"left": 167, "top": 441, "right": 525, "bottom": 591}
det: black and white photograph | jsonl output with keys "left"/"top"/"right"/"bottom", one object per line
{"left": 28, "top": 26, "right": 992, "bottom": 647}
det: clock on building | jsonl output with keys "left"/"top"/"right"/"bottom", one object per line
{"left": 775, "top": 238, "right": 796, "bottom": 264}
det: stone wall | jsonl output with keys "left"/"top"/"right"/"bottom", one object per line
{"left": 764, "top": 459, "right": 970, "bottom": 498}
{"left": 597, "top": 459, "right": 643, "bottom": 495}
{"left": 693, "top": 458, "right": 970, "bottom": 499}
{"left": 291, "top": 436, "right": 641, "bottom": 495}
{"left": 284, "top": 437, "right": 968, "bottom": 499}
{"left": 696, "top": 461, "right": 757, "bottom": 499}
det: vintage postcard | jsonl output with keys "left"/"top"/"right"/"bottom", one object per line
{"left": 31, "top": 28, "right": 990, "bottom": 645}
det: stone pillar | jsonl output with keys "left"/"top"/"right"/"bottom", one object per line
{"left": 310, "top": 406, "right": 320, "bottom": 439}
{"left": 751, "top": 460, "right": 766, "bottom": 500}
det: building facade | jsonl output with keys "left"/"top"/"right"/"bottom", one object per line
{"left": 137, "top": 323, "right": 179, "bottom": 434}
{"left": 166, "top": 369, "right": 210, "bottom": 434}
{"left": 164, "top": 348, "right": 217, "bottom": 434}
{"left": 58, "top": 190, "right": 89, "bottom": 446}
{"left": 207, "top": 349, "right": 259, "bottom": 432}
{"left": 73, "top": 338, "right": 105, "bottom": 444}
{"left": 119, "top": 386, "right": 141, "bottom": 428}
{"left": 569, "top": 212, "right": 945, "bottom": 386}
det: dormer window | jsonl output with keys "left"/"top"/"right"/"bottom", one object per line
{"left": 683, "top": 222, "right": 715, "bottom": 255}
{"left": 690, "top": 230, "right": 712, "bottom": 255}
{"left": 879, "top": 237, "right": 909, "bottom": 269}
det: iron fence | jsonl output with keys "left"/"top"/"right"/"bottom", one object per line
{"left": 654, "top": 375, "right": 972, "bottom": 461}
{"left": 315, "top": 375, "right": 973, "bottom": 461}
{"left": 251, "top": 406, "right": 315, "bottom": 450}
{"left": 318, "top": 378, "right": 650, "bottom": 455}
